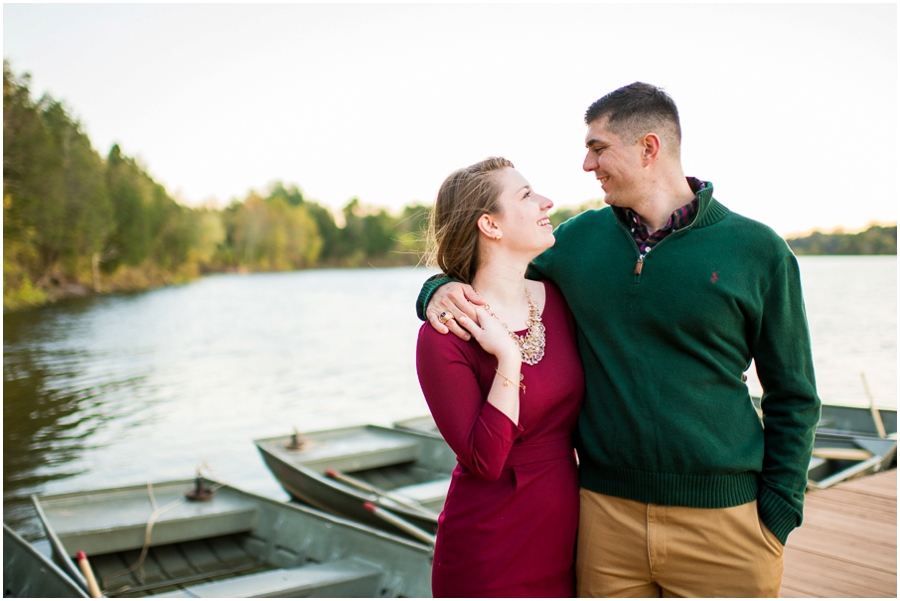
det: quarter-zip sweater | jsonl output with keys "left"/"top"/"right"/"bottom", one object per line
{"left": 416, "top": 181, "right": 820, "bottom": 544}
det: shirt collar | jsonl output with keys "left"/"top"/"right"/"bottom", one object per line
{"left": 624, "top": 177, "right": 704, "bottom": 233}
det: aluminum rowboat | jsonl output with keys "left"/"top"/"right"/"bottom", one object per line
{"left": 255, "top": 425, "right": 455, "bottom": 537}
{"left": 33, "top": 478, "right": 433, "bottom": 598}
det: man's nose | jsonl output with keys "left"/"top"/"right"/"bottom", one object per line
{"left": 583, "top": 151, "right": 596, "bottom": 172}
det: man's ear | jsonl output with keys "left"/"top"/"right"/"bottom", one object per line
{"left": 640, "top": 132, "right": 662, "bottom": 164}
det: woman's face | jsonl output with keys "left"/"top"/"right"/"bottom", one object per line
{"left": 491, "top": 167, "right": 556, "bottom": 256}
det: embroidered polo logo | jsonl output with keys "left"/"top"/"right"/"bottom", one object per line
{"left": 711, "top": 271, "right": 719, "bottom": 283}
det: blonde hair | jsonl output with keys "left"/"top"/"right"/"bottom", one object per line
{"left": 425, "top": 157, "right": 513, "bottom": 283}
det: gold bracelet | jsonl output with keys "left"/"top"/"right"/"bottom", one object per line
{"left": 495, "top": 367, "right": 525, "bottom": 394}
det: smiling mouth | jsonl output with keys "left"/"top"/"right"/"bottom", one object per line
{"left": 537, "top": 218, "right": 551, "bottom": 227}
{"left": 599, "top": 176, "right": 610, "bottom": 184}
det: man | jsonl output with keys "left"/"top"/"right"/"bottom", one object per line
{"left": 417, "top": 82, "right": 820, "bottom": 597}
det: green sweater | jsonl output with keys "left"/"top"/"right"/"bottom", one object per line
{"left": 416, "top": 182, "right": 820, "bottom": 545}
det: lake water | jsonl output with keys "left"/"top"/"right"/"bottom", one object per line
{"left": 3, "top": 257, "right": 896, "bottom": 537}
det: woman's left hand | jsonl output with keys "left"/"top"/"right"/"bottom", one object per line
{"left": 456, "top": 306, "right": 521, "bottom": 361}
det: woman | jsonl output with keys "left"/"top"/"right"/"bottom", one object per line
{"left": 416, "top": 157, "right": 584, "bottom": 597}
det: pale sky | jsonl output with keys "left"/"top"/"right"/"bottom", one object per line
{"left": 3, "top": 3, "right": 896, "bottom": 236}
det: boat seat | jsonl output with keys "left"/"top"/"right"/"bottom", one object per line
{"left": 296, "top": 433, "right": 422, "bottom": 473}
{"left": 392, "top": 477, "right": 452, "bottom": 505}
{"left": 35, "top": 483, "right": 259, "bottom": 557}
{"left": 151, "top": 558, "right": 382, "bottom": 598}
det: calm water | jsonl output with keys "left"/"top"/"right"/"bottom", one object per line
{"left": 4, "top": 258, "right": 897, "bottom": 536}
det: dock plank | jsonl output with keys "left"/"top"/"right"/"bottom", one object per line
{"left": 780, "top": 584, "right": 816, "bottom": 598}
{"left": 781, "top": 470, "right": 896, "bottom": 598}
{"left": 837, "top": 474, "right": 897, "bottom": 498}
{"left": 783, "top": 548, "right": 896, "bottom": 597}
{"left": 798, "top": 506, "right": 895, "bottom": 541}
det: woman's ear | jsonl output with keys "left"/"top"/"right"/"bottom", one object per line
{"left": 477, "top": 214, "right": 501, "bottom": 240}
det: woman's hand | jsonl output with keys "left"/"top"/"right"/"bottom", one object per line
{"left": 457, "top": 306, "right": 521, "bottom": 360}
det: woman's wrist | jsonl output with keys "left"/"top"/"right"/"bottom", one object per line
{"left": 496, "top": 350, "right": 521, "bottom": 367}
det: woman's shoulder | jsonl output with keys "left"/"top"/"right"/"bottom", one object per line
{"left": 529, "top": 279, "right": 564, "bottom": 311}
{"left": 417, "top": 321, "right": 478, "bottom": 359}
{"left": 540, "top": 279, "right": 563, "bottom": 300}
{"left": 531, "top": 279, "right": 575, "bottom": 331}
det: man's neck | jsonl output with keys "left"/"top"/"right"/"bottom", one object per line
{"left": 628, "top": 174, "right": 697, "bottom": 233}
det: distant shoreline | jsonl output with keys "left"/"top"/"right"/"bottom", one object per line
{"left": 785, "top": 224, "right": 896, "bottom": 256}
{"left": 4, "top": 251, "right": 895, "bottom": 315}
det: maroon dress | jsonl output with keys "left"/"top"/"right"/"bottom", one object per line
{"left": 416, "top": 281, "right": 584, "bottom": 598}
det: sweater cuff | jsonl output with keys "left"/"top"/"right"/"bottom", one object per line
{"left": 416, "top": 275, "right": 457, "bottom": 321}
{"left": 757, "top": 484, "right": 801, "bottom": 545}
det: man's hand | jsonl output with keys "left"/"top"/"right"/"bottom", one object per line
{"left": 425, "top": 282, "right": 486, "bottom": 341}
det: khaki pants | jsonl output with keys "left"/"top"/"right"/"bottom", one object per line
{"left": 576, "top": 489, "right": 783, "bottom": 597}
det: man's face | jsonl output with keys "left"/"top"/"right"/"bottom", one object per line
{"left": 583, "top": 116, "right": 645, "bottom": 209}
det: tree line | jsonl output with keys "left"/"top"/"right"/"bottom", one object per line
{"left": 785, "top": 224, "right": 897, "bottom": 256}
{"left": 3, "top": 62, "right": 896, "bottom": 312}
{"left": 3, "top": 61, "right": 429, "bottom": 311}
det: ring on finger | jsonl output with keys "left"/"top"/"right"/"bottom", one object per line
{"left": 438, "top": 311, "right": 455, "bottom": 324}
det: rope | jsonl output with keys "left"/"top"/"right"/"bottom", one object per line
{"left": 100, "top": 469, "right": 229, "bottom": 595}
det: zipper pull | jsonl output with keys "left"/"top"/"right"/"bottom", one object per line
{"left": 635, "top": 254, "right": 644, "bottom": 275}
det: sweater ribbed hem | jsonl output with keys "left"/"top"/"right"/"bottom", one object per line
{"left": 416, "top": 275, "right": 454, "bottom": 321}
{"left": 579, "top": 463, "right": 759, "bottom": 509}
{"left": 757, "top": 485, "right": 801, "bottom": 546}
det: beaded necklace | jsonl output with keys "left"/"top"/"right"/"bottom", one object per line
{"left": 478, "top": 287, "right": 546, "bottom": 366}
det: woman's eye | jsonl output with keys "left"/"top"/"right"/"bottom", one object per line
{"left": 524, "top": 191, "right": 532, "bottom": 199}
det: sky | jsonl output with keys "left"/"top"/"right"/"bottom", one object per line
{"left": 3, "top": 3, "right": 896, "bottom": 236}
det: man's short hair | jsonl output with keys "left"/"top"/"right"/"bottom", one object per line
{"left": 585, "top": 82, "right": 682, "bottom": 155}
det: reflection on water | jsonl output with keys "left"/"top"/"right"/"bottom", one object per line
{"left": 3, "top": 259, "right": 897, "bottom": 538}
{"left": 4, "top": 295, "right": 158, "bottom": 532}
{"left": 3, "top": 268, "right": 437, "bottom": 537}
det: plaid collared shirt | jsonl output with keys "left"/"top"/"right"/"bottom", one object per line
{"left": 623, "top": 178, "right": 705, "bottom": 255}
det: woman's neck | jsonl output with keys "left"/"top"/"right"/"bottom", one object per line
{"left": 471, "top": 255, "right": 530, "bottom": 314}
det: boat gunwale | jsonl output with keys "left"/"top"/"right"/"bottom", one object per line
{"left": 33, "top": 477, "right": 433, "bottom": 554}
{"left": 255, "top": 441, "right": 442, "bottom": 524}
{"left": 3, "top": 522, "right": 89, "bottom": 598}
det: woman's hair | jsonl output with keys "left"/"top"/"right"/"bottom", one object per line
{"left": 425, "top": 157, "right": 513, "bottom": 283}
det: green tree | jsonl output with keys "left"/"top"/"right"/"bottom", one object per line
{"left": 3, "top": 62, "right": 65, "bottom": 281}
{"left": 229, "top": 192, "right": 322, "bottom": 271}
{"left": 787, "top": 225, "right": 897, "bottom": 255}
{"left": 40, "top": 99, "right": 113, "bottom": 271}
{"left": 105, "top": 144, "right": 155, "bottom": 269}
{"left": 340, "top": 198, "right": 397, "bottom": 263}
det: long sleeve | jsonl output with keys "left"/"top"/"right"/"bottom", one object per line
{"left": 749, "top": 254, "right": 821, "bottom": 544}
{"left": 416, "top": 324, "right": 524, "bottom": 480}
{"left": 416, "top": 274, "right": 454, "bottom": 321}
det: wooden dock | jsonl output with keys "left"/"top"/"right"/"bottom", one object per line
{"left": 782, "top": 469, "right": 896, "bottom": 598}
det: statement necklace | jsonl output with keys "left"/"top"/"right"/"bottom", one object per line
{"left": 477, "top": 287, "right": 546, "bottom": 366}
